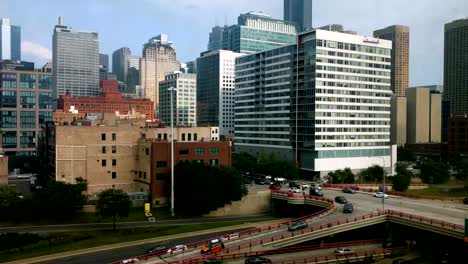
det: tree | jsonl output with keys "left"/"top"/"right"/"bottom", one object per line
{"left": 392, "top": 164, "right": 412, "bottom": 191}
{"left": 397, "top": 147, "right": 416, "bottom": 162}
{"left": 420, "top": 160, "right": 449, "bottom": 184}
{"left": 96, "top": 188, "right": 131, "bottom": 231}
{"left": 452, "top": 159, "right": 468, "bottom": 181}
{"left": 328, "top": 168, "right": 355, "bottom": 183}
{"left": 360, "top": 165, "right": 384, "bottom": 183}
{"left": 232, "top": 152, "right": 257, "bottom": 174}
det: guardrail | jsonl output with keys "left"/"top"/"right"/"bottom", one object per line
{"left": 386, "top": 190, "right": 465, "bottom": 202}
{"left": 386, "top": 210, "right": 463, "bottom": 231}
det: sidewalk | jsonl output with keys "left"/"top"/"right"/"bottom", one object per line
{"left": 3, "top": 220, "right": 280, "bottom": 264}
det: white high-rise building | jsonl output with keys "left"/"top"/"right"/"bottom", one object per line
{"left": 196, "top": 50, "right": 242, "bottom": 137}
{"left": 235, "top": 29, "right": 394, "bottom": 176}
{"left": 53, "top": 16, "right": 99, "bottom": 97}
{"left": 0, "top": 18, "right": 21, "bottom": 61}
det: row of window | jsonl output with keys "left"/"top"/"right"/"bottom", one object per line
{"left": 101, "top": 159, "right": 117, "bottom": 167}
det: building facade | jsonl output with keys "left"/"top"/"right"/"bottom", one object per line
{"left": 222, "top": 12, "right": 297, "bottom": 54}
{"left": 0, "top": 60, "right": 53, "bottom": 157}
{"left": 390, "top": 96, "right": 407, "bottom": 146}
{"left": 140, "top": 34, "right": 180, "bottom": 116}
{"left": 447, "top": 114, "right": 468, "bottom": 160}
{"left": 406, "top": 87, "right": 441, "bottom": 144}
{"left": 207, "top": 26, "right": 228, "bottom": 51}
{"left": 53, "top": 16, "right": 99, "bottom": 97}
{"left": 99, "top": 53, "right": 109, "bottom": 70}
{"left": 374, "top": 25, "right": 410, "bottom": 96}
{"left": 284, "top": 0, "right": 312, "bottom": 32}
{"left": 57, "top": 80, "right": 154, "bottom": 119}
{"left": 159, "top": 72, "right": 197, "bottom": 127}
{"left": 1, "top": 18, "right": 21, "bottom": 61}
{"left": 112, "top": 47, "right": 131, "bottom": 83}
{"left": 235, "top": 29, "right": 394, "bottom": 176}
{"left": 444, "top": 19, "right": 468, "bottom": 114}
{"left": 197, "top": 50, "right": 242, "bottom": 137}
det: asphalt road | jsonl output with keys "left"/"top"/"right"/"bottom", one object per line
{"left": 0, "top": 215, "right": 273, "bottom": 233}
{"left": 36, "top": 228, "right": 253, "bottom": 264}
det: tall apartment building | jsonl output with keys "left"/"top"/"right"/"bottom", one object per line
{"left": 159, "top": 72, "right": 196, "bottom": 127}
{"left": 222, "top": 12, "right": 297, "bottom": 54}
{"left": 53, "top": 16, "right": 99, "bottom": 97}
{"left": 235, "top": 29, "right": 394, "bottom": 176}
{"left": 390, "top": 96, "right": 407, "bottom": 146}
{"left": 197, "top": 50, "right": 242, "bottom": 137}
{"left": 373, "top": 25, "right": 409, "bottom": 96}
{"left": 0, "top": 60, "right": 53, "bottom": 157}
{"left": 112, "top": 47, "right": 131, "bottom": 83}
{"left": 406, "top": 87, "right": 441, "bottom": 144}
{"left": 140, "top": 34, "right": 180, "bottom": 116}
{"left": 99, "top": 54, "right": 109, "bottom": 70}
{"left": 207, "top": 26, "right": 227, "bottom": 51}
{"left": 284, "top": 0, "right": 312, "bottom": 32}
{"left": 447, "top": 114, "right": 468, "bottom": 160}
{"left": 0, "top": 18, "right": 21, "bottom": 61}
{"left": 444, "top": 19, "right": 468, "bottom": 114}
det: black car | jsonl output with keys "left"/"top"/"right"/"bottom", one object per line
{"left": 343, "top": 203, "right": 353, "bottom": 213}
{"left": 145, "top": 244, "right": 168, "bottom": 254}
{"left": 245, "top": 256, "right": 272, "bottom": 264}
{"left": 310, "top": 188, "right": 324, "bottom": 197}
{"left": 289, "top": 181, "right": 300, "bottom": 188}
{"left": 463, "top": 197, "right": 468, "bottom": 204}
{"left": 342, "top": 187, "right": 356, "bottom": 194}
{"left": 335, "top": 196, "right": 348, "bottom": 204}
{"left": 255, "top": 178, "right": 266, "bottom": 185}
{"left": 287, "top": 221, "right": 308, "bottom": 231}
{"left": 204, "top": 259, "right": 223, "bottom": 264}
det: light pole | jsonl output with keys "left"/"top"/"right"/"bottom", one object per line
{"left": 168, "top": 86, "right": 177, "bottom": 217}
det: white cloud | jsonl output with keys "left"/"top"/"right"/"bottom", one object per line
{"left": 21, "top": 40, "right": 52, "bottom": 63}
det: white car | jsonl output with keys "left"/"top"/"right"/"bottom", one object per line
{"left": 289, "top": 187, "right": 302, "bottom": 193}
{"left": 274, "top": 177, "right": 286, "bottom": 182}
{"left": 372, "top": 192, "right": 389, "bottom": 199}
{"left": 166, "top": 245, "right": 188, "bottom": 254}
{"left": 335, "top": 247, "right": 353, "bottom": 254}
{"left": 121, "top": 258, "right": 139, "bottom": 264}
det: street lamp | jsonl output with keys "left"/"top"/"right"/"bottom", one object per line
{"left": 168, "top": 86, "right": 177, "bottom": 217}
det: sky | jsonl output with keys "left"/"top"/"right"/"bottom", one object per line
{"left": 1, "top": 0, "right": 467, "bottom": 86}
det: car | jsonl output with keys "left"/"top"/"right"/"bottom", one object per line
{"left": 274, "top": 177, "right": 286, "bottom": 182}
{"left": 463, "top": 197, "right": 468, "bottom": 204}
{"left": 245, "top": 256, "right": 272, "bottom": 264}
{"left": 166, "top": 245, "right": 188, "bottom": 254}
{"left": 289, "top": 187, "right": 302, "bottom": 193}
{"left": 269, "top": 184, "right": 281, "bottom": 190}
{"left": 343, "top": 203, "right": 353, "bottom": 213}
{"left": 204, "top": 259, "right": 223, "bottom": 264}
{"left": 335, "top": 247, "right": 353, "bottom": 254}
{"left": 335, "top": 196, "right": 348, "bottom": 204}
{"left": 121, "top": 258, "right": 139, "bottom": 264}
{"left": 310, "top": 188, "right": 324, "bottom": 197}
{"left": 254, "top": 178, "right": 266, "bottom": 185}
{"left": 373, "top": 192, "right": 389, "bottom": 199}
{"left": 201, "top": 239, "right": 224, "bottom": 254}
{"left": 287, "top": 221, "right": 308, "bottom": 231}
{"left": 289, "top": 181, "right": 300, "bottom": 188}
{"left": 311, "top": 184, "right": 323, "bottom": 190}
{"left": 301, "top": 184, "right": 311, "bottom": 189}
{"left": 145, "top": 244, "right": 168, "bottom": 254}
{"left": 342, "top": 187, "right": 356, "bottom": 194}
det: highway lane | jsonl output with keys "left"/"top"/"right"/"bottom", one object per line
{"left": 0, "top": 215, "right": 273, "bottom": 233}
{"left": 36, "top": 228, "right": 254, "bottom": 264}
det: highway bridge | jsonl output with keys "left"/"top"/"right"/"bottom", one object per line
{"left": 113, "top": 187, "right": 466, "bottom": 264}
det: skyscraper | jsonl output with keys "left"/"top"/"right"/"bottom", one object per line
{"left": 140, "top": 34, "right": 180, "bottom": 116}
{"left": 235, "top": 29, "right": 393, "bottom": 176}
{"left": 197, "top": 50, "right": 241, "bottom": 136}
{"left": 53, "top": 16, "right": 99, "bottom": 97}
{"left": 444, "top": 18, "right": 468, "bottom": 114}
{"left": 374, "top": 25, "right": 410, "bottom": 96}
{"left": 284, "top": 0, "right": 312, "bottom": 32}
{"left": 0, "top": 18, "right": 21, "bottom": 61}
{"left": 222, "top": 12, "right": 297, "bottom": 54}
{"left": 207, "top": 26, "right": 227, "bottom": 51}
{"left": 99, "top": 53, "right": 109, "bottom": 70}
{"left": 112, "top": 47, "right": 131, "bottom": 82}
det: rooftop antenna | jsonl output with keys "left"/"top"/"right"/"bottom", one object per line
{"left": 58, "top": 16, "right": 64, "bottom": 26}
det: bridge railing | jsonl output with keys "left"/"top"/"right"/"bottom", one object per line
{"left": 386, "top": 210, "right": 463, "bottom": 230}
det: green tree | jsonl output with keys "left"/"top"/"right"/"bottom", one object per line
{"left": 397, "top": 147, "right": 416, "bottom": 162}
{"left": 0, "top": 186, "right": 23, "bottom": 221}
{"left": 96, "top": 188, "right": 132, "bottom": 231}
{"left": 255, "top": 152, "right": 297, "bottom": 180}
{"left": 232, "top": 152, "right": 257, "bottom": 174}
{"left": 360, "top": 165, "right": 384, "bottom": 183}
{"left": 452, "top": 159, "right": 468, "bottom": 181}
{"left": 420, "top": 160, "right": 449, "bottom": 184}
{"left": 392, "top": 164, "right": 412, "bottom": 191}
{"left": 174, "top": 161, "right": 247, "bottom": 216}
{"left": 328, "top": 168, "right": 355, "bottom": 183}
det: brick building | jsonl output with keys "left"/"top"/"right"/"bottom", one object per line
{"left": 447, "top": 113, "right": 468, "bottom": 160}
{"left": 57, "top": 80, "right": 155, "bottom": 119}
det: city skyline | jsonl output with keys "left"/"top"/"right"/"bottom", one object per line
{"left": 0, "top": 0, "right": 467, "bottom": 87}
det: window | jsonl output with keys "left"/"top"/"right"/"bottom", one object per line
{"left": 0, "top": 90, "right": 16, "bottom": 107}
{"left": 210, "top": 159, "right": 219, "bottom": 166}
{"left": 156, "top": 173, "right": 169, "bottom": 180}
{"left": 20, "top": 111, "right": 35, "bottom": 128}
{"left": 20, "top": 74, "right": 36, "bottom": 89}
{"left": 112, "top": 146, "right": 116, "bottom": 153}
{"left": 102, "top": 160, "right": 106, "bottom": 167}
{"left": 179, "top": 148, "right": 189, "bottom": 155}
{"left": 182, "top": 133, "right": 185, "bottom": 141}
{"left": 112, "top": 159, "right": 116, "bottom": 166}
{"left": 143, "top": 172, "right": 147, "bottom": 179}
{"left": 101, "top": 133, "right": 106, "bottom": 141}
{"left": 1, "top": 111, "right": 17, "bottom": 128}
{"left": 112, "top": 172, "right": 116, "bottom": 179}
{"left": 194, "top": 133, "right": 198, "bottom": 141}
{"left": 20, "top": 131, "right": 35, "bottom": 148}
{"left": 112, "top": 133, "right": 116, "bottom": 141}
{"left": 163, "top": 133, "right": 167, "bottom": 140}
{"left": 139, "top": 171, "right": 142, "bottom": 178}
{"left": 20, "top": 91, "right": 35, "bottom": 108}
{"left": 195, "top": 148, "right": 204, "bottom": 155}
{"left": 38, "top": 111, "right": 52, "bottom": 124}
{"left": 188, "top": 133, "right": 192, "bottom": 141}
{"left": 210, "top": 147, "right": 219, "bottom": 154}
{"left": 39, "top": 92, "right": 52, "bottom": 109}
{"left": 102, "top": 146, "right": 107, "bottom": 153}
{"left": 156, "top": 161, "right": 167, "bottom": 168}
{"left": 145, "top": 148, "right": 149, "bottom": 155}
{"left": 38, "top": 75, "right": 51, "bottom": 89}
{"left": 2, "top": 131, "right": 16, "bottom": 148}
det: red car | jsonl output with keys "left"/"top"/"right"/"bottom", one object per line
{"left": 269, "top": 184, "right": 281, "bottom": 190}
